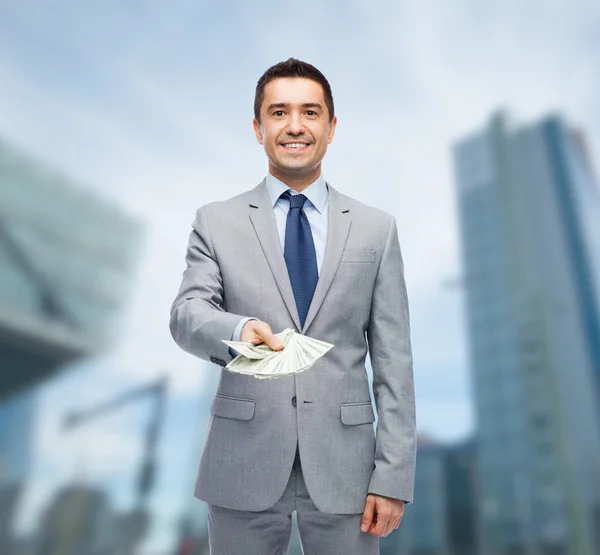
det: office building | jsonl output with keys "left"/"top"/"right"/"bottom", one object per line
{"left": 452, "top": 112, "right": 600, "bottom": 554}
{"left": 380, "top": 436, "right": 477, "bottom": 555}
{"left": 0, "top": 137, "right": 144, "bottom": 398}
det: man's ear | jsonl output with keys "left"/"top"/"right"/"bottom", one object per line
{"left": 253, "top": 118, "right": 264, "bottom": 145}
{"left": 327, "top": 115, "right": 338, "bottom": 144}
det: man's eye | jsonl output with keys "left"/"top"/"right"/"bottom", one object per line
{"left": 306, "top": 111, "right": 316, "bottom": 116}
{"left": 273, "top": 110, "right": 285, "bottom": 117}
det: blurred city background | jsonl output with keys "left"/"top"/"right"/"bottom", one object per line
{"left": 1, "top": 1, "right": 599, "bottom": 554}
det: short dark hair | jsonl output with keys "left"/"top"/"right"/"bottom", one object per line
{"left": 254, "top": 58, "right": 335, "bottom": 123}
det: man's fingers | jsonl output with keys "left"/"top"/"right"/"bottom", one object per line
{"left": 367, "top": 499, "right": 392, "bottom": 537}
{"left": 361, "top": 496, "right": 375, "bottom": 532}
{"left": 394, "top": 507, "right": 404, "bottom": 529}
{"left": 377, "top": 509, "right": 402, "bottom": 537}
{"left": 372, "top": 512, "right": 391, "bottom": 537}
{"left": 240, "top": 320, "right": 260, "bottom": 343}
{"left": 241, "top": 321, "right": 284, "bottom": 350}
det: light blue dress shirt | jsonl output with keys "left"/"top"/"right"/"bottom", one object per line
{"left": 231, "top": 172, "right": 329, "bottom": 344}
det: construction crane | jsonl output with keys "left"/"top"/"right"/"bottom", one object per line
{"left": 61, "top": 376, "right": 168, "bottom": 555}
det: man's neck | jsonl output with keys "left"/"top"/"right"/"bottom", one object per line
{"left": 268, "top": 165, "right": 321, "bottom": 193}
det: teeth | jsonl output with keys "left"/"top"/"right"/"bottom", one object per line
{"left": 283, "top": 143, "right": 308, "bottom": 148}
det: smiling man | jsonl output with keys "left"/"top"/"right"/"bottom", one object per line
{"left": 169, "top": 58, "right": 416, "bottom": 555}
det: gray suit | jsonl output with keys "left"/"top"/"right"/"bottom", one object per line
{"left": 169, "top": 179, "right": 416, "bottom": 518}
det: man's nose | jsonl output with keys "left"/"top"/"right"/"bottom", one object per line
{"left": 285, "top": 114, "right": 305, "bottom": 135}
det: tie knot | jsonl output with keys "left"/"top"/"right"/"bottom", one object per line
{"left": 281, "top": 190, "right": 308, "bottom": 210}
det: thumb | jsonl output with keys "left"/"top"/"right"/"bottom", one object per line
{"left": 265, "top": 333, "right": 284, "bottom": 350}
{"left": 361, "top": 496, "right": 375, "bottom": 532}
{"left": 258, "top": 326, "right": 284, "bottom": 350}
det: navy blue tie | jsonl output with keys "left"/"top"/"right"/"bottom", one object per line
{"left": 281, "top": 190, "right": 318, "bottom": 328}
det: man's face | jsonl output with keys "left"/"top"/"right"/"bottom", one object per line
{"left": 253, "top": 77, "right": 337, "bottom": 178}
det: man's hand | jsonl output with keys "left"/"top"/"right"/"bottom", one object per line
{"left": 240, "top": 320, "right": 285, "bottom": 351}
{"left": 361, "top": 494, "right": 404, "bottom": 537}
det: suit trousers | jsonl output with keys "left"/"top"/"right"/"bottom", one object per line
{"left": 207, "top": 442, "right": 379, "bottom": 555}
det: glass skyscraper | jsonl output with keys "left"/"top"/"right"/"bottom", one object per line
{"left": 453, "top": 112, "right": 600, "bottom": 555}
{"left": 0, "top": 137, "right": 144, "bottom": 398}
{"left": 379, "top": 436, "right": 477, "bottom": 555}
{"left": 390, "top": 438, "right": 449, "bottom": 555}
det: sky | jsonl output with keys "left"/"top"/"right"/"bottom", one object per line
{"left": 1, "top": 0, "right": 599, "bottom": 552}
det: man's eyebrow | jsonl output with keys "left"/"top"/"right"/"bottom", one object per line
{"left": 266, "top": 102, "right": 324, "bottom": 111}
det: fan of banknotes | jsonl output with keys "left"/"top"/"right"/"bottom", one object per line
{"left": 221, "top": 328, "right": 334, "bottom": 379}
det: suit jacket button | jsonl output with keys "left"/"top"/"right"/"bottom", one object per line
{"left": 292, "top": 396, "right": 297, "bottom": 407}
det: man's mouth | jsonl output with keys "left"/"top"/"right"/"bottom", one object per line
{"left": 280, "top": 142, "right": 310, "bottom": 151}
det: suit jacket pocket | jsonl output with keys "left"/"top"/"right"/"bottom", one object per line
{"left": 210, "top": 394, "right": 255, "bottom": 421}
{"left": 340, "top": 401, "right": 375, "bottom": 425}
{"left": 340, "top": 248, "right": 376, "bottom": 263}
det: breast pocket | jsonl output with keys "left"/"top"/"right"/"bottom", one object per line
{"left": 340, "top": 248, "right": 376, "bottom": 264}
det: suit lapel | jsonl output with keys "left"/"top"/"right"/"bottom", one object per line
{"left": 248, "top": 180, "right": 351, "bottom": 334}
{"left": 302, "top": 184, "right": 351, "bottom": 333}
{"left": 248, "top": 180, "right": 302, "bottom": 330}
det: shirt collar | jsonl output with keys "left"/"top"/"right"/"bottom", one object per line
{"left": 265, "top": 172, "right": 328, "bottom": 214}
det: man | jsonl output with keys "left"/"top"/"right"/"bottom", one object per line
{"left": 169, "top": 58, "right": 416, "bottom": 555}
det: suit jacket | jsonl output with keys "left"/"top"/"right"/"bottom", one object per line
{"left": 169, "top": 179, "right": 416, "bottom": 514}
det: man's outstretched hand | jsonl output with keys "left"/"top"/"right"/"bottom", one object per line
{"left": 361, "top": 494, "right": 405, "bottom": 537}
{"left": 240, "top": 320, "right": 285, "bottom": 351}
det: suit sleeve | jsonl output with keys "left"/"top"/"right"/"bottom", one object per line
{"left": 169, "top": 206, "right": 248, "bottom": 367}
{"left": 366, "top": 215, "right": 417, "bottom": 504}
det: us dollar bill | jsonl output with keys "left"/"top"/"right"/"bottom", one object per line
{"left": 221, "top": 329, "right": 333, "bottom": 379}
